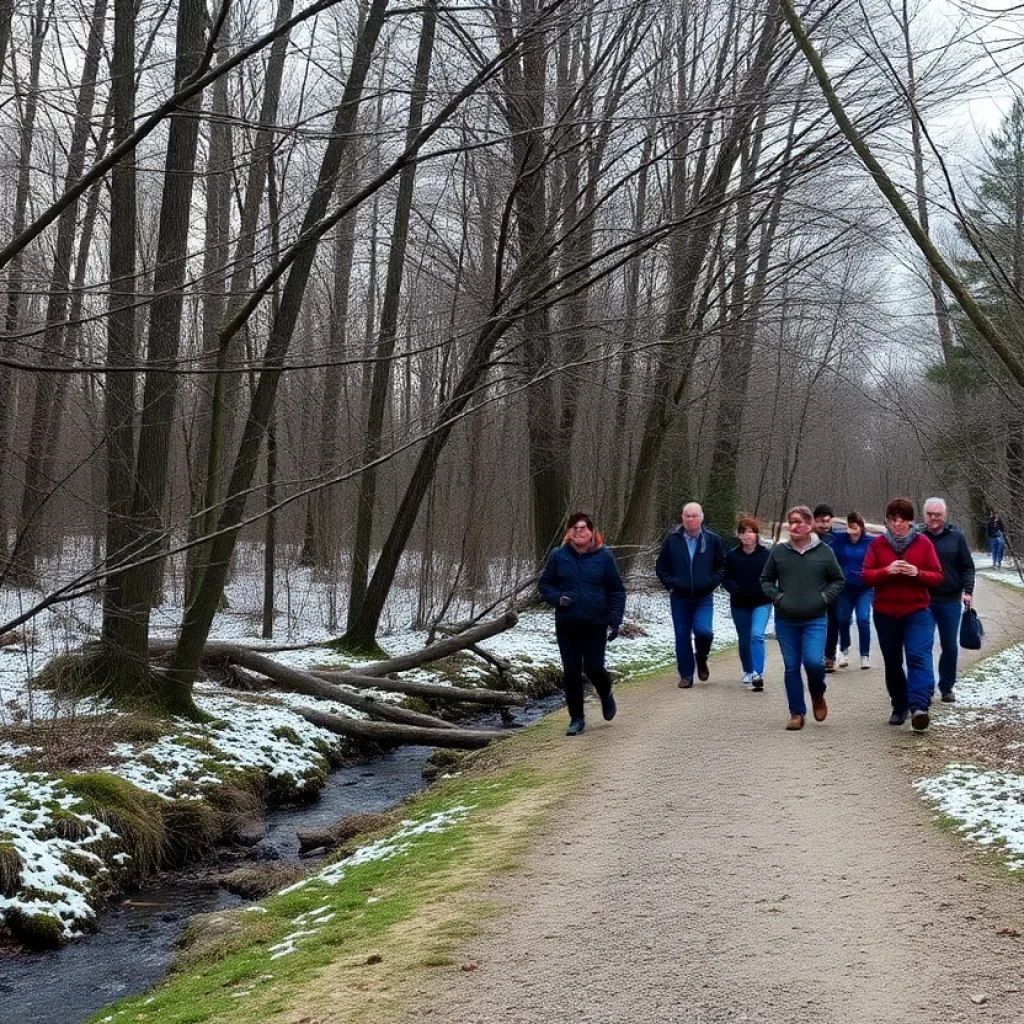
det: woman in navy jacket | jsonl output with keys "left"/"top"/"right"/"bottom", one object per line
{"left": 539, "top": 510, "right": 626, "bottom": 736}
{"left": 832, "top": 511, "right": 874, "bottom": 669}
{"left": 721, "top": 516, "right": 772, "bottom": 691}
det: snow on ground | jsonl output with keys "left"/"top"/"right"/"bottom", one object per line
{"left": 0, "top": 550, "right": 722, "bottom": 942}
{"left": 915, "top": 640, "right": 1024, "bottom": 872}
{"left": 5, "top": 535, "right": 1024, "bottom": 938}
{"left": 978, "top": 564, "right": 1024, "bottom": 590}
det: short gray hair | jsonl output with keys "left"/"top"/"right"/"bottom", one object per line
{"left": 923, "top": 497, "right": 947, "bottom": 514}
{"left": 682, "top": 502, "right": 704, "bottom": 521}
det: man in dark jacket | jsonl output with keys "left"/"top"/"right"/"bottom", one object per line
{"left": 923, "top": 497, "right": 976, "bottom": 703}
{"left": 656, "top": 502, "right": 726, "bottom": 688}
{"left": 986, "top": 510, "right": 1006, "bottom": 567}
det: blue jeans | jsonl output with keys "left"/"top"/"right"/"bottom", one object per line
{"left": 825, "top": 600, "right": 839, "bottom": 660}
{"left": 873, "top": 608, "right": 935, "bottom": 712}
{"left": 731, "top": 604, "right": 770, "bottom": 676}
{"left": 773, "top": 616, "right": 827, "bottom": 716}
{"left": 837, "top": 588, "right": 873, "bottom": 657}
{"left": 990, "top": 536, "right": 1005, "bottom": 566}
{"left": 669, "top": 592, "right": 714, "bottom": 680}
{"left": 930, "top": 600, "right": 963, "bottom": 695}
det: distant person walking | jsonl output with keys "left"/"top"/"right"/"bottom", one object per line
{"left": 760, "top": 505, "right": 844, "bottom": 731}
{"left": 656, "top": 502, "right": 726, "bottom": 689}
{"left": 722, "top": 516, "right": 772, "bottom": 691}
{"left": 986, "top": 510, "right": 1006, "bottom": 567}
{"left": 861, "top": 498, "right": 943, "bottom": 732}
{"left": 539, "top": 511, "right": 626, "bottom": 736}
{"left": 832, "top": 511, "right": 874, "bottom": 670}
{"left": 923, "top": 497, "right": 975, "bottom": 704}
{"left": 813, "top": 504, "right": 842, "bottom": 672}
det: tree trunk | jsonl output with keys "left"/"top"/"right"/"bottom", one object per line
{"left": 347, "top": 0, "right": 438, "bottom": 625}
{"left": 189, "top": 0, "right": 295, "bottom": 603}
{"left": 703, "top": 94, "right": 797, "bottom": 532}
{"left": 300, "top": 158, "right": 359, "bottom": 568}
{"left": 15, "top": 0, "right": 108, "bottom": 582}
{"left": 339, "top": 316, "right": 513, "bottom": 649}
{"left": 494, "top": 0, "right": 568, "bottom": 561}
{"left": 614, "top": 0, "right": 782, "bottom": 562}
{"left": 223, "top": 650, "right": 459, "bottom": 730}
{"left": 0, "top": 0, "right": 14, "bottom": 89}
{"left": 317, "top": 672, "right": 527, "bottom": 707}
{"left": 296, "top": 708, "right": 504, "bottom": 750}
{"left": 102, "top": 0, "right": 210, "bottom": 714}
{"left": 99, "top": 0, "right": 142, "bottom": 692}
{"left": 168, "top": 0, "right": 392, "bottom": 692}
{"left": 185, "top": 41, "right": 234, "bottom": 609}
{"left": 0, "top": 0, "right": 51, "bottom": 574}
{"left": 262, "top": 415, "right": 278, "bottom": 640}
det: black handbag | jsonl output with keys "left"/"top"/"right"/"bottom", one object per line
{"left": 959, "top": 606, "right": 984, "bottom": 650}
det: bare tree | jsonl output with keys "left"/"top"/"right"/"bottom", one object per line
{"left": 347, "top": 0, "right": 439, "bottom": 629}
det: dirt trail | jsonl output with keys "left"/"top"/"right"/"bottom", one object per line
{"left": 402, "top": 576, "right": 1024, "bottom": 1023}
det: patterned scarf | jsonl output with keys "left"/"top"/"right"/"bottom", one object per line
{"left": 884, "top": 526, "right": 917, "bottom": 554}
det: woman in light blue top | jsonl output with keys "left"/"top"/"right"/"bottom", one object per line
{"left": 832, "top": 511, "right": 874, "bottom": 669}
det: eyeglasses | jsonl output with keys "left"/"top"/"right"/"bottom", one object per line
{"left": 924, "top": 511, "right": 943, "bottom": 517}
{"left": 569, "top": 523, "right": 591, "bottom": 531}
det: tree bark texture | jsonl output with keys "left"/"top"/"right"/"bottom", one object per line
{"left": 347, "top": 0, "right": 438, "bottom": 626}
{"left": 169, "top": 0, "right": 392, "bottom": 691}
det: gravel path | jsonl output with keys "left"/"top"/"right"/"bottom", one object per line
{"left": 409, "top": 576, "right": 1024, "bottom": 1023}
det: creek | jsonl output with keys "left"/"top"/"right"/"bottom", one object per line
{"left": 0, "top": 745, "right": 433, "bottom": 1024}
{"left": 0, "top": 693, "right": 561, "bottom": 1024}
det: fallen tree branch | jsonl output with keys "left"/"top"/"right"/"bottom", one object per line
{"left": 229, "top": 650, "right": 458, "bottom": 730}
{"left": 313, "top": 670, "right": 527, "bottom": 707}
{"left": 149, "top": 635, "right": 526, "bottom": 709}
{"left": 295, "top": 707, "right": 504, "bottom": 749}
{"left": 340, "top": 611, "right": 518, "bottom": 678}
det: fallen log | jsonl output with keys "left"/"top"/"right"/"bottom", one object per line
{"left": 339, "top": 611, "right": 518, "bottom": 678}
{"left": 295, "top": 707, "right": 504, "bottom": 749}
{"left": 228, "top": 650, "right": 457, "bottom": 730}
{"left": 313, "top": 670, "right": 527, "bottom": 707}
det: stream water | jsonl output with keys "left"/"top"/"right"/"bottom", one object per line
{"left": 0, "top": 745, "right": 435, "bottom": 1024}
{"left": 0, "top": 693, "right": 563, "bottom": 1024}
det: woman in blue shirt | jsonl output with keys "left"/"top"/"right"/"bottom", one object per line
{"left": 832, "top": 511, "right": 874, "bottom": 669}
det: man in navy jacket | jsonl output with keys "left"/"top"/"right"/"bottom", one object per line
{"left": 923, "top": 497, "right": 975, "bottom": 703}
{"left": 656, "top": 502, "right": 726, "bottom": 687}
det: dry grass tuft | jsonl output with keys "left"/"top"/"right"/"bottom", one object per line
{"left": 0, "top": 842, "right": 24, "bottom": 896}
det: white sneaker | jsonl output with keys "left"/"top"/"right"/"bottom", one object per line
{"left": 861, "top": 656, "right": 870, "bottom": 670}
{"left": 838, "top": 650, "right": 849, "bottom": 668}
{"left": 742, "top": 672, "right": 753, "bottom": 687}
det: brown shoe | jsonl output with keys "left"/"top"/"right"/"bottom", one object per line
{"left": 696, "top": 657, "right": 710, "bottom": 681}
{"left": 678, "top": 677, "right": 693, "bottom": 689}
{"left": 824, "top": 658, "right": 836, "bottom": 673}
{"left": 811, "top": 694, "right": 828, "bottom": 722}
{"left": 785, "top": 714, "right": 805, "bottom": 730}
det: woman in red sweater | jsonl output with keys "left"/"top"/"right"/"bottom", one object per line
{"left": 862, "top": 497, "right": 943, "bottom": 731}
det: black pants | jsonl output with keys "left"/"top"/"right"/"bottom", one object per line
{"left": 825, "top": 600, "right": 839, "bottom": 660}
{"left": 555, "top": 620, "right": 612, "bottom": 720}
